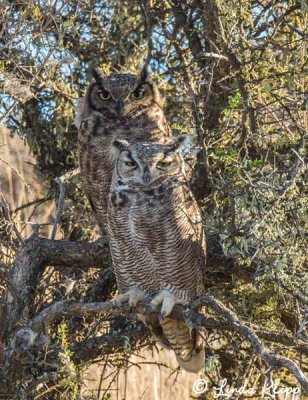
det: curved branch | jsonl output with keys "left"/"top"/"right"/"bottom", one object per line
{"left": 193, "top": 295, "right": 308, "bottom": 393}
{"left": 5, "top": 296, "right": 308, "bottom": 392}
{"left": 3, "top": 236, "right": 110, "bottom": 337}
{"left": 26, "top": 298, "right": 308, "bottom": 356}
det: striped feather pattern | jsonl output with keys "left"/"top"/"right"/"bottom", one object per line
{"left": 78, "top": 104, "right": 170, "bottom": 233}
{"left": 107, "top": 143, "right": 206, "bottom": 372}
{"left": 76, "top": 74, "right": 171, "bottom": 234}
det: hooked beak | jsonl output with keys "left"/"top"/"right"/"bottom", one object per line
{"left": 115, "top": 100, "right": 124, "bottom": 116}
{"left": 143, "top": 166, "right": 151, "bottom": 184}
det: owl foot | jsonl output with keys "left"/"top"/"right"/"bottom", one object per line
{"left": 112, "top": 287, "right": 146, "bottom": 310}
{"left": 150, "top": 290, "right": 187, "bottom": 320}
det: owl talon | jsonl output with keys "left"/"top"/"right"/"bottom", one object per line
{"left": 159, "top": 311, "right": 166, "bottom": 321}
{"left": 112, "top": 287, "right": 146, "bottom": 310}
{"left": 112, "top": 292, "right": 130, "bottom": 307}
{"left": 151, "top": 289, "right": 187, "bottom": 318}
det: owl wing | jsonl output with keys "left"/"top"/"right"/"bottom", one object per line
{"left": 145, "top": 186, "right": 206, "bottom": 372}
{"left": 148, "top": 185, "right": 206, "bottom": 299}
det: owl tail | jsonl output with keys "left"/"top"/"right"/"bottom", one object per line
{"left": 140, "top": 313, "right": 205, "bottom": 373}
{"left": 160, "top": 317, "right": 205, "bottom": 373}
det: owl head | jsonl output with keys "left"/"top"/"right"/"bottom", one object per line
{"left": 112, "top": 136, "right": 187, "bottom": 188}
{"left": 86, "top": 67, "right": 162, "bottom": 118}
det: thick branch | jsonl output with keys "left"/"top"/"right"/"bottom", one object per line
{"left": 31, "top": 237, "right": 110, "bottom": 269}
{"left": 3, "top": 236, "right": 109, "bottom": 337}
{"left": 3, "top": 232, "right": 233, "bottom": 339}
{"left": 26, "top": 299, "right": 308, "bottom": 356}
{"left": 6, "top": 296, "right": 308, "bottom": 392}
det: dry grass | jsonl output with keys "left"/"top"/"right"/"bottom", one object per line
{"left": 83, "top": 348, "right": 201, "bottom": 400}
{"left": 0, "top": 125, "right": 56, "bottom": 244}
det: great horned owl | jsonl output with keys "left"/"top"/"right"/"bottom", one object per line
{"left": 107, "top": 137, "right": 206, "bottom": 372}
{"left": 75, "top": 68, "right": 171, "bottom": 233}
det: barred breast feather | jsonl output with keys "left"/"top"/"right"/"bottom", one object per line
{"left": 107, "top": 179, "right": 206, "bottom": 372}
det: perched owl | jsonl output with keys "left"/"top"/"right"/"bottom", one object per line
{"left": 107, "top": 137, "right": 206, "bottom": 372}
{"left": 75, "top": 67, "right": 171, "bottom": 233}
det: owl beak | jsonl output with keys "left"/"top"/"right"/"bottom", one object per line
{"left": 143, "top": 167, "right": 151, "bottom": 184}
{"left": 115, "top": 100, "right": 124, "bottom": 116}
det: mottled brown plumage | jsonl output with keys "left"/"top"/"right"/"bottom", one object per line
{"left": 107, "top": 138, "right": 206, "bottom": 372}
{"left": 75, "top": 69, "right": 171, "bottom": 233}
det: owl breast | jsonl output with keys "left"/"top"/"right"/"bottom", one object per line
{"left": 107, "top": 182, "right": 206, "bottom": 299}
{"left": 106, "top": 136, "right": 207, "bottom": 373}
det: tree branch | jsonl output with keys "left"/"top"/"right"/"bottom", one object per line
{"left": 27, "top": 298, "right": 308, "bottom": 354}
{"left": 2, "top": 231, "right": 234, "bottom": 340}
{"left": 2, "top": 236, "right": 109, "bottom": 338}
{"left": 50, "top": 177, "right": 65, "bottom": 240}
{"left": 5, "top": 296, "right": 308, "bottom": 392}
{"left": 193, "top": 295, "right": 308, "bottom": 393}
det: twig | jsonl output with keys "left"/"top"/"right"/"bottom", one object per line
{"left": 6, "top": 296, "right": 308, "bottom": 391}
{"left": 50, "top": 177, "right": 65, "bottom": 240}
{"left": 10, "top": 196, "right": 52, "bottom": 214}
{"left": 0, "top": 39, "right": 61, "bottom": 124}
{"left": 0, "top": 267, "right": 19, "bottom": 306}
{"left": 0, "top": 198, "right": 24, "bottom": 244}
{"left": 193, "top": 295, "right": 308, "bottom": 393}
{"left": 59, "top": 168, "right": 80, "bottom": 182}
{"left": 0, "top": 157, "right": 35, "bottom": 199}
{"left": 199, "top": 52, "right": 229, "bottom": 61}
{"left": 141, "top": 0, "right": 154, "bottom": 69}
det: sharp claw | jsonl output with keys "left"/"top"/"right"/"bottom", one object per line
{"left": 159, "top": 311, "right": 166, "bottom": 321}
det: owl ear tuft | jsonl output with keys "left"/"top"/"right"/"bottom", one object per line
{"left": 91, "top": 66, "right": 103, "bottom": 84}
{"left": 138, "top": 64, "right": 148, "bottom": 83}
{"left": 166, "top": 135, "right": 188, "bottom": 152}
{"left": 112, "top": 139, "right": 130, "bottom": 152}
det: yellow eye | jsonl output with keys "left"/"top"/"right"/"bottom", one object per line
{"left": 158, "top": 159, "right": 173, "bottom": 168}
{"left": 98, "top": 90, "right": 111, "bottom": 100}
{"left": 125, "top": 160, "right": 137, "bottom": 167}
{"left": 130, "top": 90, "right": 144, "bottom": 100}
